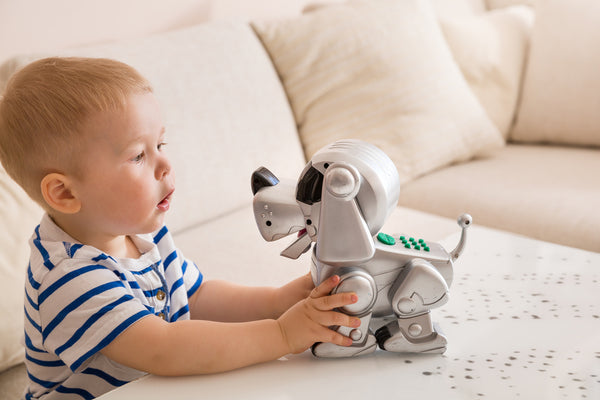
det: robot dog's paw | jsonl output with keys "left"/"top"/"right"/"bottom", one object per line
{"left": 311, "top": 334, "right": 377, "bottom": 358}
{"left": 375, "top": 320, "right": 447, "bottom": 354}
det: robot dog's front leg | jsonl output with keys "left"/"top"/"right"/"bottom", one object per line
{"left": 311, "top": 267, "right": 379, "bottom": 358}
{"left": 376, "top": 258, "right": 449, "bottom": 354}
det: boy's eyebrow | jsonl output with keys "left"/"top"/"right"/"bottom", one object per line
{"left": 118, "top": 126, "right": 166, "bottom": 154}
{"left": 126, "top": 126, "right": 166, "bottom": 145}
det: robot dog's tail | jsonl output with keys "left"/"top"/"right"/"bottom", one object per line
{"left": 450, "top": 214, "right": 472, "bottom": 261}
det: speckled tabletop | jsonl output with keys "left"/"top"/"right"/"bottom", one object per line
{"left": 100, "top": 226, "right": 599, "bottom": 400}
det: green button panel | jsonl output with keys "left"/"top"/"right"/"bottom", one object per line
{"left": 380, "top": 233, "right": 430, "bottom": 251}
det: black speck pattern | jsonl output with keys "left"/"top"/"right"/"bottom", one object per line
{"left": 399, "top": 229, "right": 600, "bottom": 398}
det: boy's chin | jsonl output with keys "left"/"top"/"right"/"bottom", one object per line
{"left": 141, "top": 214, "right": 167, "bottom": 234}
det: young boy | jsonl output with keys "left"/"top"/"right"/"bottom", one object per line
{"left": 0, "top": 57, "right": 360, "bottom": 400}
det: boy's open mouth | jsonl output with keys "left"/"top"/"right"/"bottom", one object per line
{"left": 157, "top": 189, "right": 174, "bottom": 211}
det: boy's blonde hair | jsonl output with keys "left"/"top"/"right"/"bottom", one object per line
{"left": 0, "top": 57, "right": 152, "bottom": 206}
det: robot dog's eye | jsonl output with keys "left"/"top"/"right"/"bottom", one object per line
{"left": 266, "top": 221, "right": 272, "bottom": 226}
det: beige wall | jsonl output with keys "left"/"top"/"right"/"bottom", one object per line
{"left": 0, "top": 0, "right": 346, "bottom": 64}
{"left": 0, "top": 0, "right": 489, "bottom": 65}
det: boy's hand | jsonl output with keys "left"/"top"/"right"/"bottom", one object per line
{"left": 276, "top": 275, "right": 361, "bottom": 354}
{"left": 271, "top": 273, "right": 314, "bottom": 318}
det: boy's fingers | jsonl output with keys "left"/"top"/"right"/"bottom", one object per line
{"left": 318, "top": 326, "right": 354, "bottom": 347}
{"left": 311, "top": 291, "right": 358, "bottom": 311}
{"left": 314, "top": 310, "right": 361, "bottom": 329}
{"left": 310, "top": 275, "right": 340, "bottom": 299}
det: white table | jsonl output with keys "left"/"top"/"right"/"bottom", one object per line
{"left": 100, "top": 226, "right": 600, "bottom": 399}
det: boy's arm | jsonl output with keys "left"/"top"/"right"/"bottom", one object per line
{"left": 188, "top": 273, "right": 314, "bottom": 322}
{"left": 100, "top": 275, "right": 359, "bottom": 376}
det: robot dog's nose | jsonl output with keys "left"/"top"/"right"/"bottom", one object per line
{"left": 251, "top": 167, "right": 280, "bottom": 195}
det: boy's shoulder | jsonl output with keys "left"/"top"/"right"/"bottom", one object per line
{"left": 30, "top": 214, "right": 104, "bottom": 264}
{"left": 28, "top": 215, "right": 113, "bottom": 289}
{"left": 31, "top": 215, "right": 174, "bottom": 259}
{"left": 28, "top": 216, "right": 177, "bottom": 282}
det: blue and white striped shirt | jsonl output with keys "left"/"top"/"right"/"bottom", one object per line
{"left": 23, "top": 214, "right": 203, "bottom": 400}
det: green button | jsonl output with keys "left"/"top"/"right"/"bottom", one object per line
{"left": 418, "top": 239, "right": 425, "bottom": 244}
{"left": 404, "top": 244, "right": 411, "bottom": 249}
{"left": 414, "top": 245, "right": 421, "bottom": 250}
{"left": 424, "top": 246, "right": 430, "bottom": 252}
{"left": 377, "top": 232, "right": 396, "bottom": 246}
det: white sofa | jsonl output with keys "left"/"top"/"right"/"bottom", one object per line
{"left": 1, "top": 0, "right": 599, "bottom": 398}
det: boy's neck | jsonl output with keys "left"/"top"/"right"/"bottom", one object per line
{"left": 49, "top": 213, "right": 142, "bottom": 259}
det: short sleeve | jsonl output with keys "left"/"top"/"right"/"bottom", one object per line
{"left": 38, "top": 261, "right": 151, "bottom": 372}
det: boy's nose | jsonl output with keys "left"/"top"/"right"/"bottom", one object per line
{"left": 156, "top": 156, "right": 172, "bottom": 180}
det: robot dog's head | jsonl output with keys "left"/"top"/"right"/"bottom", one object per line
{"left": 251, "top": 140, "right": 400, "bottom": 263}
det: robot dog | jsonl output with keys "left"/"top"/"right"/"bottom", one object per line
{"left": 251, "top": 139, "right": 471, "bottom": 357}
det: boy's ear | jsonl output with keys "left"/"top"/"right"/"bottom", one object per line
{"left": 40, "top": 173, "right": 81, "bottom": 214}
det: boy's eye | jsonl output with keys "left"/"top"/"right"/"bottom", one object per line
{"left": 157, "top": 142, "right": 167, "bottom": 151}
{"left": 131, "top": 152, "right": 145, "bottom": 163}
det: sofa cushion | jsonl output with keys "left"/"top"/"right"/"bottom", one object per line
{"left": 439, "top": 5, "right": 534, "bottom": 138}
{"left": 398, "top": 144, "right": 600, "bottom": 253}
{"left": 510, "top": 0, "right": 600, "bottom": 147}
{"left": 0, "top": 22, "right": 305, "bottom": 234}
{"left": 0, "top": 167, "right": 43, "bottom": 373}
{"left": 0, "top": 363, "right": 26, "bottom": 400}
{"left": 252, "top": 0, "right": 503, "bottom": 185}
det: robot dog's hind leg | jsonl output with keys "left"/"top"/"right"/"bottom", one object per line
{"left": 376, "top": 258, "right": 449, "bottom": 353}
{"left": 375, "top": 313, "right": 447, "bottom": 354}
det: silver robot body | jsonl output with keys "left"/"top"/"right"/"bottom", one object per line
{"left": 251, "top": 139, "right": 471, "bottom": 357}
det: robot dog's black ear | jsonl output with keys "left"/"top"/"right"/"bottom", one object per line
{"left": 251, "top": 167, "right": 280, "bottom": 195}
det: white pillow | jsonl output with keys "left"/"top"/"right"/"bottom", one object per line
{"left": 253, "top": 0, "right": 503, "bottom": 184}
{"left": 439, "top": 5, "right": 534, "bottom": 137}
{"left": 510, "top": 0, "right": 600, "bottom": 146}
